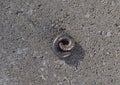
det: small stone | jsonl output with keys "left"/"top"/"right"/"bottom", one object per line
{"left": 17, "top": 48, "right": 28, "bottom": 54}
{"left": 103, "top": 62, "right": 106, "bottom": 65}
{"left": 54, "top": 60, "right": 65, "bottom": 65}
{"left": 111, "top": 1, "right": 115, "bottom": 6}
{"left": 40, "top": 75, "right": 46, "bottom": 80}
{"left": 27, "top": 8, "right": 33, "bottom": 16}
{"left": 53, "top": 74, "right": 57, "bottom": 77}
{"left": 85, "top": 12, "right": 90, "bottom": 18}
{"left": 105, "top": 31, "right": 112, "bottom": 37}
{"left": 45, "top": 51, "right": 48, "bottom": 54}
{"left": 40, "top": 68, "right": 44, "bottom": 71}
{"left": 17, "top": 48, "right": 23, "bottom": 54}
{"left": 98, "top": 31, "right": 103, "bottom": 35}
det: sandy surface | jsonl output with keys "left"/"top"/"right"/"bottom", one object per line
{"left": 0, "top": 0, "right": 120, "bottom": 85}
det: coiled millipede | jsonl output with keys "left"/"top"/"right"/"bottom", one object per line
{"left": 52, "top": 33, "right": 75, "bottom": 58}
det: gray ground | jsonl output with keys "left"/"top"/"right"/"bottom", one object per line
{"left": 0, "top": 0, "right": 120, "bottom": 85}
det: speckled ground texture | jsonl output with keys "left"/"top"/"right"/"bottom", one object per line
{"left": 0, "top": 0, "right": 120, "bottom": 85}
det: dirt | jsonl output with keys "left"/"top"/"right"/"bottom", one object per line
{"left": 0, "top": 0, "right": 120, "bottom": 85}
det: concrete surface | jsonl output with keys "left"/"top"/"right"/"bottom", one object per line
{"left": 0, "top": 0, "right": 120, "bottom": 85}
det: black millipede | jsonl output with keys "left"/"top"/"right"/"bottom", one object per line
{"left": 52, "top": 33, "right": 75, "bottom": 59}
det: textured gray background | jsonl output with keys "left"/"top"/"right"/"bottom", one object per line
{"left": 0, "top": 0, "right": 120, "bottom": 85}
